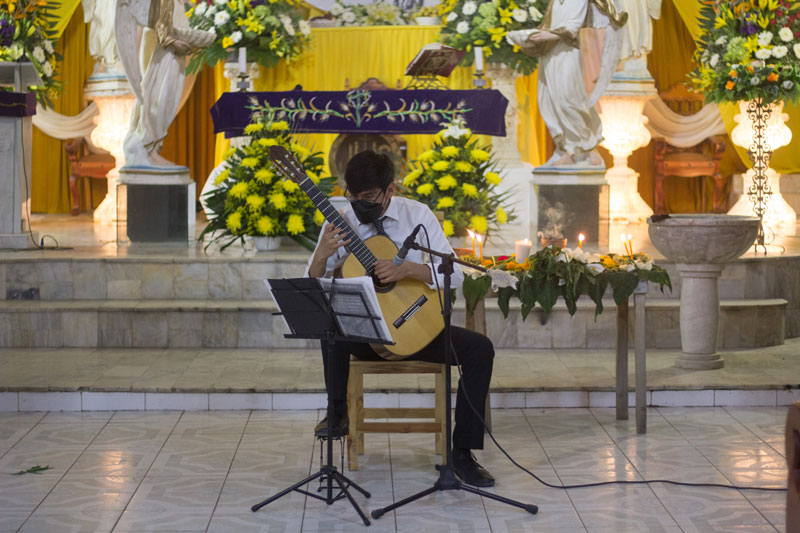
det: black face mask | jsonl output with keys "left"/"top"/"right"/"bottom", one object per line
{"left": 350, "top": 192, "right": 387, "bottom": 224}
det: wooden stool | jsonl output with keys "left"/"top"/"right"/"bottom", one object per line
{"left": 346, "top": 359, "right": 447, "bottom": 471}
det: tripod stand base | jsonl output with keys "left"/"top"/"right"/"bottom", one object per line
{"left": 369, "top": 464, "right": 538, "bottom": 520}
{"left": 252, "top": 465, "right": 372, "bottom": 526}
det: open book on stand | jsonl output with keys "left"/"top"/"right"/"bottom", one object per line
{"left": 405, "top": 43, "right": 466, "bottom": 78}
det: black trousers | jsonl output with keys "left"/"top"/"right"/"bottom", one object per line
{"left": 321, "top": 326, "right": 494, "bottom": 450}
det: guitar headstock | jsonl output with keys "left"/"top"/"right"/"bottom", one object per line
{"left": 268, "top": 145, "right": 307, "bottom": 184}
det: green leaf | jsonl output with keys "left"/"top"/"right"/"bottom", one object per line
{"left": 462, "top": 275, "right": 491, "bottom": 316}
{"left": 606, "top": 272, "right": 640, "bottom": 306}
{"left": 12, "top": 465, "right": 51, "bottom": 476}
{"left": 496, "top": 286, "right": 516, "bottom": 319}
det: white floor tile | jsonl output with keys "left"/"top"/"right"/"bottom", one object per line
{"left": 145, "top": 393, "right": 208, "bottom": 410}
{"left": 19, "top": 392, "right": 81, "bottom": 412}
{"left": 651, "top": 390, "right": 714, "bottom": 407}
{"left": 714, "top": 390, "right": 777, "bottom": 407}
{"left": 0, "top": 392, "right": 18, "bottom": 411}
{"left": 209, "top": 393, "right": 272, "bottom": 410}
{"left": 82, "top": 391, "right": 145, "bottom": 411}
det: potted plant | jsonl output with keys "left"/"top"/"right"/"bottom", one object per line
{"left": 412, "top": 5, "right": 440, "bottom": 26}
{"left": 185, "top": 0, "right": 311, "bottom": 74}
{"left": 400, "top": 120, "right": 514, "bottom": 240}
{"left": 0, "top": 0, "right": 61, "bottom": 106}
{"left": 201, "top": 104, "right": 336, "bottom": 251}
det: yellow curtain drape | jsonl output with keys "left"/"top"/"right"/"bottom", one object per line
{"left": 671, "top": 0, "right": 800, "bottom": 174}
{"left": 31, "top": 2, "right": 93, "bottom": 214}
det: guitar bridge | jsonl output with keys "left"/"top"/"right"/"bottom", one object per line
{"left": 393, "top": 295, "right": 428, "bottom": 329}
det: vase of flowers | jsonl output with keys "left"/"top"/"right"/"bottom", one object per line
{"left": 401, "top": 120, "right": 513, "bottom": 239}
{"left": 438, "top": 0, "right": 547, "bottom": 75}
{"left": 0, "top": 0, "right": 61, "bottom": 106}
{"left": 412, "top": 5, "right": 440, "bottom": 26}
{"left": 200, "top": 105, "right": 336, "bottom": 251}
{"left": 185, "top": 0, "right": 311, "bottom": 74}
{"left": 328, "top": 1, "right": 409, "bottom": 26}
{"left": 690, "top": 0, "right": 800, "bottom": 248}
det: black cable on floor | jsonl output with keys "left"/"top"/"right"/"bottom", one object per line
{"left": 419, "top": 225, "right": 785, "bottom": 493}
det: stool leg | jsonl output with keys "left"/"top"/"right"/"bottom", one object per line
{"left": 355, "top": 369, "right": 365, "bottom": 455}
{"left": 435, "top": 369, "right": 447, "bottom": 464}
{"left": 347, "top": 368, "right": 358, "bottom": 471}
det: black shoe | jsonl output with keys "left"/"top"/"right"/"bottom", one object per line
{"left": 314, "top": 414, "right": 349, "bottom": 438}
{"left": 451, "top": 449, "right": 495, "bottom": 487}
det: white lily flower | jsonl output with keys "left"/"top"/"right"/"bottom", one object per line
{"left": 635, "top": 259, "right": 653, "bottom": 271}
{"left": 465, "top": 269, "right": 486, "bottom": 280}
{"left": 587, "top": 263, "right": 605, "bottom": 274}
{"left": 621, "top": 263, "right": 636, "bottom": 272}
{"left": 489, "top": 270, "right": 519, "bottom": 291}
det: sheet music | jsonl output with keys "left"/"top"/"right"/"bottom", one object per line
{"left": 318, "top": 277, "right": 393, "bottom": 344}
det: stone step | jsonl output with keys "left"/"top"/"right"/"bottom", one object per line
{"left": 0, "top": 297, "right": 785, "bottom": 350}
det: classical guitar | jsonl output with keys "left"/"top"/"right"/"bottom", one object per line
{"left": 268, "top": 145, "right": 444, "bottom": 359}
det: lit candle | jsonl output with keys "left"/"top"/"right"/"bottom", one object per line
{"left": 476, "top": 234, "right": 483, "bottom": 261}
{"left": 238, "top": 47, "right": 247, "bottom": 74}
{"left": 474, "top": 45, "right": 484, "bottom": 72}
{"left": 578, "top": 233, "right": 585, "bottom": 249}
{"left": 627, "top": 234, "right": 633, "bottom": 256}
{"left": 467, "top": 229, "right": 476, "bottom": 257}
{"left": 514, "top": 238, "right": 532, "bottom": 261}
{"left": 620, "top": 233, "right": 630, "bottom": 256}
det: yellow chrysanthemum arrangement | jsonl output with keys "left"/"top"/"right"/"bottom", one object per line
{"left": 401, "top": 120, "right": 513, "bottom": 238}
{"left": 200, "top": 105, "right": 335, "bottom": 251}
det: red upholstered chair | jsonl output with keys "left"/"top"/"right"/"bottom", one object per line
{"left": 653, "top": 84, "right": 727, "bottom": 214}
{"left": 65, "top": 137, "right": 115, "bottom": 216}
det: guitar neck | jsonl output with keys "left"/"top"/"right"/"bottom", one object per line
{"left": 296, "top": 177, "right": 378, "bottom": 271}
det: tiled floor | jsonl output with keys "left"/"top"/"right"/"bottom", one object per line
{"left": 0, "top": 407, "right": 788, "bottom": 532}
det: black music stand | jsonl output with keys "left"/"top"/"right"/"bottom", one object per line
{"left": 369, "top": 247, "right": 539, "bottom": 520}
{"left": 252, "top": 277, "right": 393, "bottom": 526}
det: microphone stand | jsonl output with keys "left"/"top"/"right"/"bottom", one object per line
{"left": 370, "top": 244, "right": 538, "bottom": 520}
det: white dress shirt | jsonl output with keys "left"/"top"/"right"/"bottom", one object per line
{"left": 303, "top": 196, "right": 464, "bottom": 290}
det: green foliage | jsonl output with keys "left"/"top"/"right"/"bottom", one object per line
{"left": 12, "top": 464, "right": 51, "bottom": 475}
{"left": 437, "top": 0, "right": 548, "bottom": 75}
{"left": 461, "top": 247, "right": 672, "bottom": 319}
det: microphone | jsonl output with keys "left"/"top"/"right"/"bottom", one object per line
{"left": 393, "top": 224, "right": 423, "bottom": 266}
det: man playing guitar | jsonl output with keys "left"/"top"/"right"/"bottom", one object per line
{"left": 304, "top": 150, "right": 496, "bottom": 488}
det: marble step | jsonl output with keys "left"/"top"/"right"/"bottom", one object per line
{"left": 0, "top": 297, "right": 785, "bottom": 350}
{"left": 1, "top": 255, "right": 796, "bottom": 304}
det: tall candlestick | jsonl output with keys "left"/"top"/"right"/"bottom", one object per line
{"left": 627, "top": 233, "right": 633, "bottom": 256}
{"left": 474, "top": 45, "right": 484, "bottom": 72}
{"left": 578, "top": 233, "right": 585, "bottom": 249}
{"left": 514, "top": 238, "right": 531, "bottom": 261}
{"left": 238, "top": 47, "right": 246, "bottom": 74}
{"left": 477, "top": 234, "right": 483, "bottom": 261}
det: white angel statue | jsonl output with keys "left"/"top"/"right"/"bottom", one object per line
{"left": 615, "top": 0, "right": 661, "bottom": 61}
{"left": 507, "top": 0, "right": 627, "bottom": 168}
{"left": 115, "top": 0, "right": 215, "bottom": 168}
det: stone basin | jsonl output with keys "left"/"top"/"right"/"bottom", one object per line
{"left": 647, "top": 214, "right": 760, "bottom": 264}
{"left": 647, "top": 214, "right": 760, "bottom": 370}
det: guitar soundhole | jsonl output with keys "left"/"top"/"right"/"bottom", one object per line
{"left": 370, "top": 272, "right": 396, "bottom": 293}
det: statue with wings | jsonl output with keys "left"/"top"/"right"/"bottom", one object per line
{"left": 507, "top": 0, "right": 628, "bottom": 168}
{"left": 115, "top": 0, "right": 214, "bottom": 168}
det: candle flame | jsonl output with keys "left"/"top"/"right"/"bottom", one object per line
{"left": 467, "top": 229, "right": 475, "bottom": 239}
{"left": 578, "top": 233, "right": 585, "bottom": 241}
{"left": 620, "top": 233, "right": 627, "bottom": 242}
{"left": 476, "top": 234, "right": 483, "bottom": 243}
{"left": 627, "top": 233, "right": 632, "bottom": 241}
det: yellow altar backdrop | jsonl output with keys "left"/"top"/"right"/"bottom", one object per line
{"left": 31, "top": 0, "right": 795, "bottom": 214}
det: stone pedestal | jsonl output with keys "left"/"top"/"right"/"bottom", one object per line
{"left": 599, "top": 58, "right": 657, "bottom": 222}
{"left": 485, "top": 64, "right": 536, "bottom": 245}
{"left": 530, "top": 168, "right": 609, "bottom": 248}
{"left": 0, "top": 65, "right": 40, "bottom": 249}
{"left": 676, "top": 263, "right": 724, "bottom": 369}
{"left": 84, "top": 67, "right": 135, "bottom": 225}
{"left": 117, "top": 166, "right": 195, "bottom": 244}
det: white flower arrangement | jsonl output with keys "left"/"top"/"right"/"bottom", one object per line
{"left": 328, "top": 0, "right": 409, "bottom": 26}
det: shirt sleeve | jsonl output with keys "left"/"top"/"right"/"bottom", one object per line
{"left": 302, "top": 221, "right": 346, "bottom": 279}
{"left": 416, "top": 208, "right": 464, "bottom": 291}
